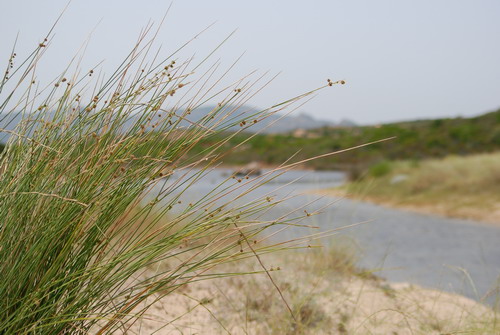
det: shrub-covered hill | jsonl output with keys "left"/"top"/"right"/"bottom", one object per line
{"left": 191, "top": 108, "right": 500, "bottom": 171}
{"left": 3, "top": 108, "right": 499, "bottom": 172}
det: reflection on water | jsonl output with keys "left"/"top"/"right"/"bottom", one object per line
{"left": 149, "top": 167, "right": 500, "bottom": 305}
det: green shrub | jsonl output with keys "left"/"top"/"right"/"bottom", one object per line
{"left": 368, "top": 160, "right": 392, "bottom": 178}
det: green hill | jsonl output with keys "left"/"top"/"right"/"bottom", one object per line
{"left": 3, "top": 108, "right": 499, "bottom": 174}
{"left": 195, "top": 108, "right": 500, "bottom": 173}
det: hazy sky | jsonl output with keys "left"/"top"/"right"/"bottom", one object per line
{"left": 1, "top": 0, "right": 499, "bottom": 124}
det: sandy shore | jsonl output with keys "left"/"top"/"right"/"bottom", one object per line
{"left": 111, "top": 254, "right": 498, "bottom": 334}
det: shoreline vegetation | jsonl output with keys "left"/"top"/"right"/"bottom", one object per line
{"left": 318, "top": 152, "right": 500, "bottom": 226}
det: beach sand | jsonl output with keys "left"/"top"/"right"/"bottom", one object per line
{"left": 110, "top": 254, "right": 497, "bottom": 334}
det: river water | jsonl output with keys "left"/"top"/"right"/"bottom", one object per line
{"left": 150, "top": 167, "right": 500, "bottom": 306}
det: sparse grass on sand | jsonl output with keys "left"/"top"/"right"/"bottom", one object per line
{"left": 118, "top": 242, "right": 499, "bottom": 334}
{"left": 325, "top": 152, "right": 500, "bottom": 225}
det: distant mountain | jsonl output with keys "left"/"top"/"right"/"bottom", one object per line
{"left": 252, "top": 112, "right": 343, "bottom": 134}
{"left": 239, "top": 113, "right": 355, "bottom": 134}
{"left": 0, "top": 106, "right": 355, "bottom": 143}
{"left": 172, "top": 106, "right": 355, "bottom": 134}
{"left": 337, "top": 118, "right": 358, "bottom": 127}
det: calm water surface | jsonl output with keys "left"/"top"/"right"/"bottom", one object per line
{"left": 150, "top": 168, "right": 500, "bottom": 305}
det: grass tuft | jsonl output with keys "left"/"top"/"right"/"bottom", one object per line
{"left": 0, "top": 22, "right": 339, "bottom": 333}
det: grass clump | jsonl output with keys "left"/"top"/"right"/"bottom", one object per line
{"left": 0, "top": 23, "right": 341, "bottom": 333}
